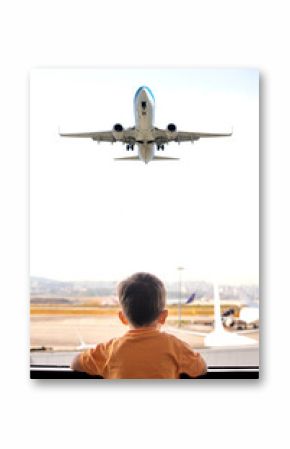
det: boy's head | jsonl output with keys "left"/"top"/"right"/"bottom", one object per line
{"left": 117, "top": 272, "right": 167, "bottom": 328}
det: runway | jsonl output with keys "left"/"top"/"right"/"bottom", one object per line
{"left": 30, "top": 314, "right": 259, "bottom": 367}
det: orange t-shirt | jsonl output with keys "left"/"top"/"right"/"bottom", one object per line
{"left": 79, "top": 327, "right": 207, "bottom": 379}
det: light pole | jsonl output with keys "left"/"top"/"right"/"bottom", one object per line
{"left": 177, "top": 267, "right": 184, "bottom": 328}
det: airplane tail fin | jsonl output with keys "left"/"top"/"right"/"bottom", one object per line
{"left": 114, "top": 156, "right": 179, "bottom": 162}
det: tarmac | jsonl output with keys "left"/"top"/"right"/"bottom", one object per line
{"left": 30, "top": 314, "right": 259, "bottom": 367}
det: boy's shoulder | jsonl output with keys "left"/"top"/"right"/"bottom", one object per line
{"left": 154, "top": 330, "right": 189, "bottom": 347}
{"left": 159, "top": 330, "right": 186, "bottom": 342}
{"left": 114, "top": 329, "right": 184, "bottom": 345}
{"left": 159, "top": 331, "right": 201, "bottom": 355}
{"left": 114, "top": 329, "right": 199, "bottom": 356}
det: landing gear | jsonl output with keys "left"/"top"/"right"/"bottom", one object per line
{"left": 126, "top": 144, "right": 134, "bottom": 151}
{"left": 157, "top": 144, "right": 165, "bottom": 151}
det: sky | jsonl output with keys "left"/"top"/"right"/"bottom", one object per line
{"left": 30, "top": 68, "right": 259, "bottom": 284}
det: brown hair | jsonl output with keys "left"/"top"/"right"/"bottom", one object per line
{"left": 117, "top": 272, "right": 166, "bottom": 327}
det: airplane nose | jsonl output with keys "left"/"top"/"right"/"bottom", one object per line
{"left": 140, "top": 88, "right": 149, "bottom": 99}
{"left": 134, "top": 86, "right": 155, "bottom": 105}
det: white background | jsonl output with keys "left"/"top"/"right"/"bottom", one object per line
{"left": 0, "top": 1, "right": 289, "bottom": 448}
{"left": 30, "top": 68, "right": 259, "bottom": 284}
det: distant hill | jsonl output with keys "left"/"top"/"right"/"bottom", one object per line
{"left": 30, "top": 276, "right": 259, "bottom": 304}
{"left": 30, "top": 277, "right": 116, "bottom": 298}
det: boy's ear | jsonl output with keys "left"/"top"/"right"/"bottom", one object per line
{"left": 118, "top": 310, "right": 129, "bottom": 326}
{"left": 158, "top": 309, "right": 168, "bottom": 324}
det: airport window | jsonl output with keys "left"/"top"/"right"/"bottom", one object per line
{"left": 30, "top": 280, "right": 259, "bottom": 372}
{"left": 30, "top": 68, "right": 259, "bottom": 378}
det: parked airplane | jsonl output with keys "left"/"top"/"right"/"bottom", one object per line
{"left": 60, "top": 86, "right": 232, "bottom": 164}
{"left": 171, "top": 282, "right": 257, "bottom": 346}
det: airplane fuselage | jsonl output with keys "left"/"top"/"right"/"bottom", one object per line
{"left": 134, "top": 86, "right": 155, "bottom": 164}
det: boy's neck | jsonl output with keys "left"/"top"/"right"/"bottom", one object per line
{"left": 129, "top": 322, "right": 161, "bottom": 331}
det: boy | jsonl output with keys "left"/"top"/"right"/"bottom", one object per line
{"left": 71, "top": 272, "right": 207, "bottom": 379}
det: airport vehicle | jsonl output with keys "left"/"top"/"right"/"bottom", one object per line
{"left": 60, "top": 86, "right": 232, "bottom": 164}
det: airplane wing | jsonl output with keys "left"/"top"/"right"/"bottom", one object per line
{"left": 59, "top": 131, "right": 116, "bottom": 142}
{"left": 153, "top": 128, "right": 232, "bottom": 144}
{"left": 173, "top": 131, "right": 232, "bottom": 142}
{"left": 173, "top": 130, "right": 232, "bottom": 142}
{"left": 59, "top": 127, "right": 136, "bottom": 143}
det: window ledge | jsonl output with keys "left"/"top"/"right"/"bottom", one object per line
{"left": 30, "top": 366, "right": 259, "bottom": 379}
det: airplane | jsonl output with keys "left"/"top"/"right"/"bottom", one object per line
{"left": 59, "top": 86, "right": 232, "bottom": 164}
{"left": 167, "top": 282, "right": 257, "bottom": 347}
{"left": 75, "top": 329, "right": 96, "bottom": 350}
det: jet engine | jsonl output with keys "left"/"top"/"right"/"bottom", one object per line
{"left": 167, "top": 123, "right": 177, "bottom": 132}
{"left": 113, "top": 123, "right": 123, "bottom": 132}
